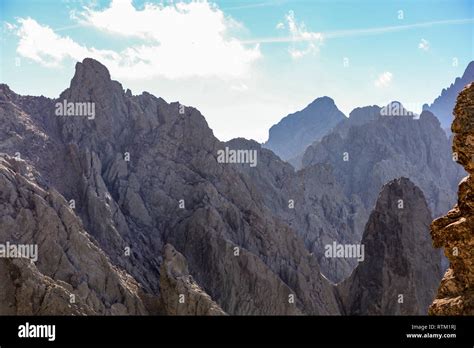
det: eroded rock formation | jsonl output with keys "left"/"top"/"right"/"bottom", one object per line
{"left": 338, "top": 178, "right": 442, "bottom": 315}
{"left": 0, "top": 59, "right": 340, "bottom": 315}
{"left": 302, "top": 107, "right": 463, "bottom": 219}
{"left": 0, "top": 156, "right": 149, "bottom": 315}
{"left": 159, "top": 244, "right": 226, "bottom": 315}
{"left": 429, "top": 83, "right": 474, "bottom": 315}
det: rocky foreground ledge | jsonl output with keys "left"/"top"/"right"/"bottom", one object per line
{"left": 429, "top": 83, "right": 474, "bottom": 315}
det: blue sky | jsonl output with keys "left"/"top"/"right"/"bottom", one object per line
{"left": 0, "top": 0, "right": 473, "bottom": 141}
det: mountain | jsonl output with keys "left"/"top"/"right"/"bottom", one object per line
{"left": 0, "top": 58, "right": 341, "bottom": 315}
{"left": 0, "top": 155, "right": 149, "bottom": 315}
{"left": 224, "top": 138, "right": 368, "bottom": 283}
{"left": 424, "top": 61, "right": 474, "bottom": 132}
{"left": 338, "top": 178, "right": 442, "bottom": 315}
{"left": 302, "top": 104, "right": 464, "bottom": 220}
{"left": 264, "top": 96, "right": 346, "bottom": 162}
{"left": 0, "top": 58, "right": 453, "bottom": 316}
{"left": 429, "top": 83, "right": 474, "bottom": 315}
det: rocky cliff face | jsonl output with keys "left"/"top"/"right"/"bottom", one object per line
{"left": 0, "top": 58, "right": 452, "bottom": 316}
{"left": 338, "top": 178, "right": 442, "bottom": 315}
{"left": 159, "top": 244, "right": 226, "bottom": 315}
{"left": 424, "top": 61, "right": 474, "bottom": 132}
{"left": 429, "top": 83, "right": 474, "bottom": 315}
{"left": 302, "top": 107, "right": 463, "bottom": 220}
{"left": 0, "top": 155, "right": 149, "bottom": 315}
{"left": 225, "top": 138, "right": 368, "bottom": 283}
{"left": 0, "top": 58, "right": 341, "bottom": 315}
{"left": 264, "top": 96, "right": 346, "bottom": 161}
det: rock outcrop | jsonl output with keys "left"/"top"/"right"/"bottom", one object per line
{"left": 338, "top": 178, "right": 442, "bottom": 315}
{"left": 0, "top": 155, "right": 149, "bottom": 315}
{"left": 429, "top": 83, "right": 474, "bottom": 315}
{"left": 225, "top": 138, "right": 367, "bottom": 283}
{"left": 264, "top": 96, "right": 346, "bottom": 162}
{"left": 159, "top": 244, "right": 226, "bottom": 315}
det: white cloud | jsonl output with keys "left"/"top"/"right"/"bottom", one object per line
{"left": 279, "top": 10, "right": 322, "bottom": 59}
{"left": 14, "top": 0, "right": 261, "bottom": 79}
{"left": 230, "top": 82, "right": 249, "bottom": 92}
{"left": 4, "top": 21, "right": 17, "bottom": 31}
{"left": 276, "top": 22, "right": 285, "bottom": 30}
{"left": 418, "top": 38, "right": 430, "bottom": 51}
{"left": 16, "top": 18, "right": 105, "bottom": 68}
{"left": 374, "top": 71, "right": 393, "bottom": 88}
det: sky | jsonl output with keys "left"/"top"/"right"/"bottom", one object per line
{"left": 0, "top": 0, "right": 473, "bottom": 142}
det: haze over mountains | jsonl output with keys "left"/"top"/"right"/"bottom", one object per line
{"left": 0, "top": 58, "right": 471, "bottom": 315}
{"left": 264, "top": 97, "right": 346, "bottom": 162}
{"left": 265, "top": 61, "right": 473, "bottom": 167}
{"left": 424, "top": 61, "right": 474, "bottom": 132}
{"left": 302, "top": 107, "right": 463, "bottom": 219}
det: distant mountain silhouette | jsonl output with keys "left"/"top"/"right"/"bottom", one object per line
{"left": 264, "top": 96, "right": 346, "bottom": 161}
{"left": 424, "top": 61, "right": 474, "bottom": 132}
{"left": 302, "top": 105, "right": 464, "bottom": 219}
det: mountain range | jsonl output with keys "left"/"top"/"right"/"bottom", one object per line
{"left": 0, "top": 58, "right": 471, "bottom": 315}
{"left": 424, "top": 61, "right": 474, "bottom": 132}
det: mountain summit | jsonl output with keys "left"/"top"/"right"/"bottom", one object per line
{"left": 424, "top": 61, "right": 474, "bottom": 131}
{"left": 264, "top": 96, "right": 346, "bottom": 161}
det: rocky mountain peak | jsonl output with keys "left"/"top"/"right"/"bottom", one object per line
{"left": 264, "top": 96, "right": 346, "bottom": 161}
{"left": 60, "top": 58, "right": 123, "bottom": 105}
{"left": 418, "top": 110, "right": 441, "bottom": 125}
{"left": 0, "top": 84, "right": 15, "bottom": 102}
{"left": 72, "top": 58, "right": 112, "bottom": 86}
{"left": 424, "top": 61, "right": 474, "bottom": 131}
{"left": 338, "top": 177, "right": 442, "bottom": 315}
{"left": 462, "top": 61, "right": 474, "bottom": 80}
{"left": 307, "top": 96, "right": 337, "bottom": 109}
{"left": 380, "top": 101, "right": 415, "bottom": 118}
{"left": 348, "top": 105, "right": 381, "bottom": 121}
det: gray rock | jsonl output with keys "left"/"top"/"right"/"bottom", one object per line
{"left": 0, "top": 59, "right": 341, "bottom": 315}
{"left": 338, "top": 178, "right": 442, "bottom": 315}
{"left": 264, "top": 96, "right": 346, "bottom": 161}
{"left": 302, "top": 108, "right": 464, "bottom": 219}
{"left": 0, "top": 156, "right": 149, "bottom": 315}
{"left": 424, "top": 61, "right": 474, "bottom": 132}
{"left": 159, "top": 244, "right": 226, "bottom": 315}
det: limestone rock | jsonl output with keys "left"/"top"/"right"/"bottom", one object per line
{"left": 225, "top": 138, "right": 368, "bottom": 283}
{"left": 264, "top": 96, "right": 346, "bottom": 161}
{"left": 338, "top": 178, "right": 442, "bottom": 315}
{"left": 0, "top": 59, "right": 341, "bottom": 315}
{"left": 302, "top": 106, "right": 463, "bottom": 219}
{"left": 0, "top": 156, "right": 149, "bottom": 315}
{"left": 429, "top": 83, "right": 474, "bottom": 315}
{"left": 159, "top": 244, "right": 226, "bottom": 315}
